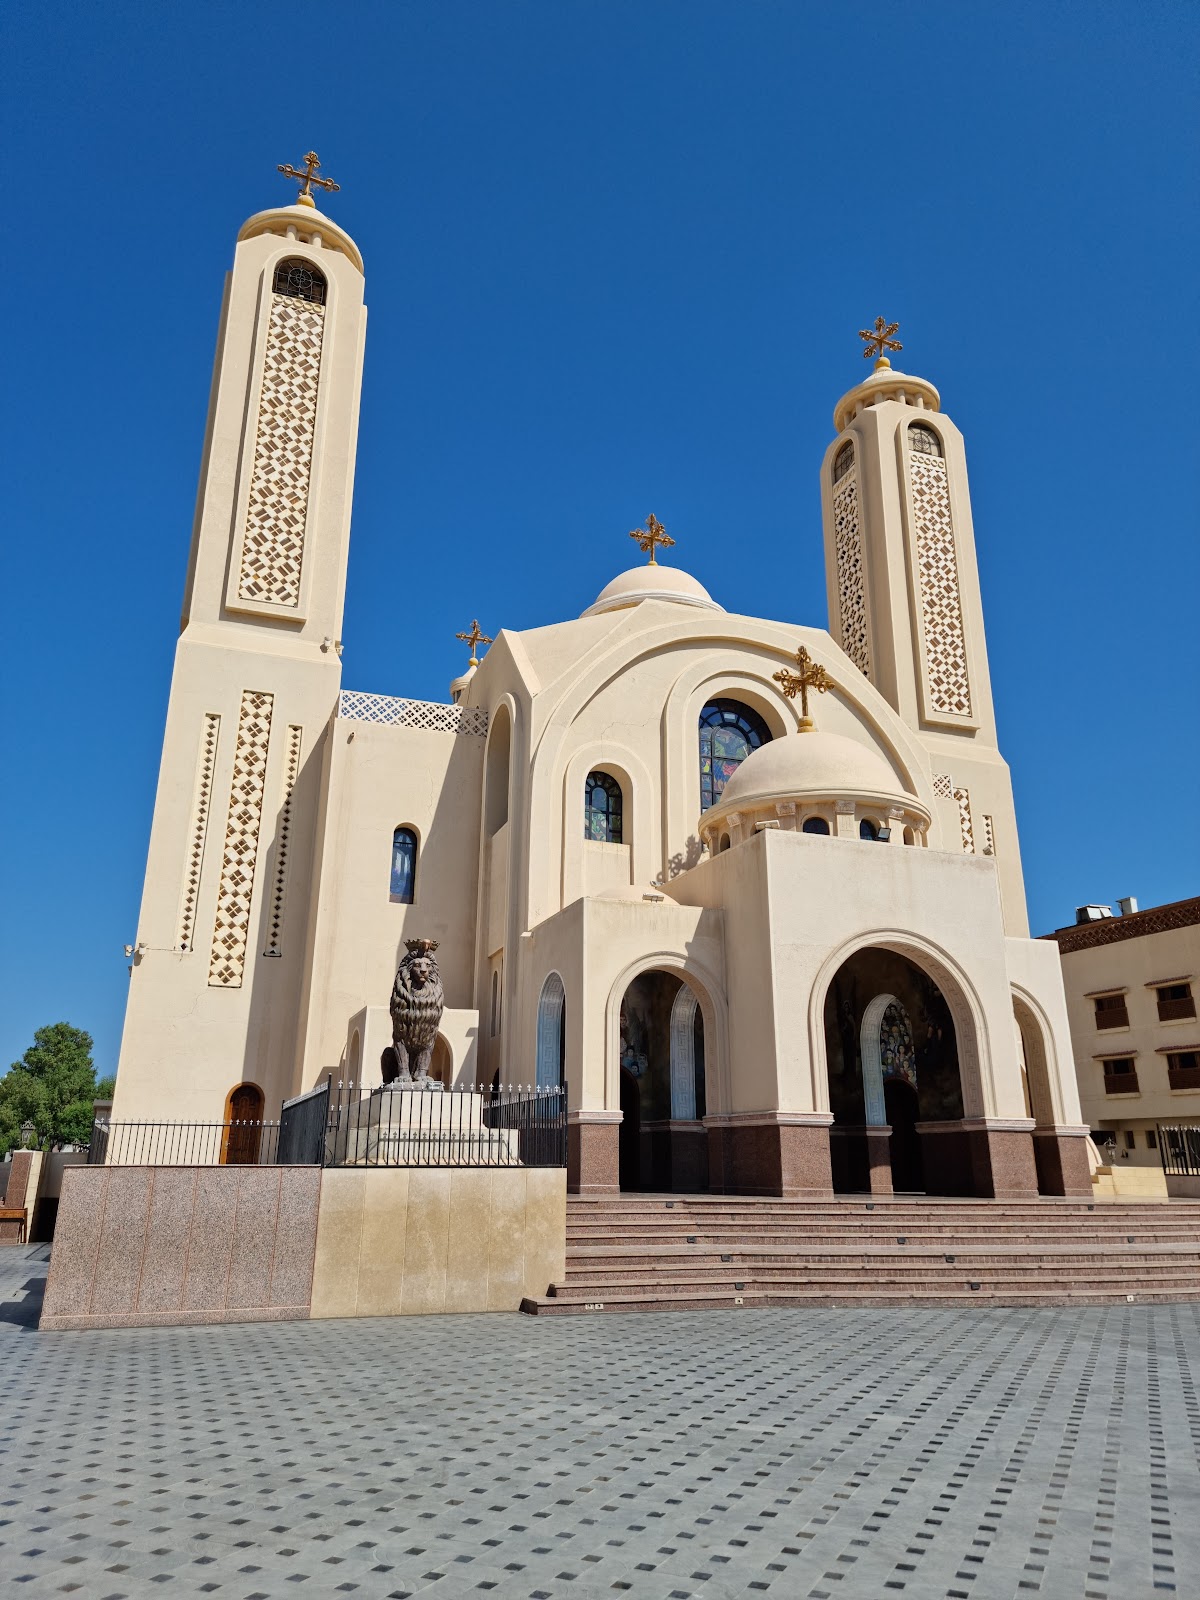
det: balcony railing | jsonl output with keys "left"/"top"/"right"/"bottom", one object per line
{"left": 1168, "top": 1064, "right": 1200, "bottom": 1092}
{"left": 1158, "top": 996, "right": 1197, "bottom": 1023}
{"left": 1095, "top": 1005, "right": 1130, "bottom": 1030}
{"left": 1159, "top": 1124, "right": 1200, "bottom": 1176}
{"left": 1102, "top": 1069, "right": 1139, "bottom": 1095}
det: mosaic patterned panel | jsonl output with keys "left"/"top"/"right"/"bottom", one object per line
{"left": 909, "top": 450, "right": 972, "bottom": 717}
{"left": 881, "top": 1000, "right": 918, "bottom": 1089}
{"left": 178, "top": 713, "right": 220, "bottom": 952}
{"left": 209, "top": 690, "right": 274, "bottom": 987}
{"left": 832, "top": 470, "right": 871, "bottom": 678}
{"left": 953, "top": 785, "right": 975, "bottom": 854}
{"left": 264, "top": 724, "right": 303, "bottom": 958}
{"left": 337, "top": 690, "right": 488, "bottom": 737}
{"left": 236, "top": 293, "right": 325, "bottom": 609}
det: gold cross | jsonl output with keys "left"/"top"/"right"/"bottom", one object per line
{"left": 858, "top": 315, "right": 902, "bottom": 369}
{"left": 629, "top": 513, "right": 675, "bottom": 566}
{"left": 277, "top": 151, "right": 341, "bottom": 209}
{"left": 774, "top": 645, "right": 835, "bottom": 724}
{"left": 455, "top": 619, "right": 493, "bottom": 667}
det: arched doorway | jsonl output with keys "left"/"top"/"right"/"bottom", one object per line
{"left": 223, "top": 1082, "right": 265, "bottom": 1165}
{"left": 618, "top": 969, "right": 708, "bottom": 1191}
{"left": 824, "top": 950, "right": 971, "bottom": 1195}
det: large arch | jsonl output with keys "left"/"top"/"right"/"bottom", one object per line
{"left": 614, "top": 966, "right": 710, "bottom": 1192}
{"left": 1011, "top": 986, "right": 1090, "bottom": 1195}
{"left": 603, "top": 949, "right": 728, "bottom": 1117}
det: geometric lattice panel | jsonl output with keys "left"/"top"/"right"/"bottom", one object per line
{"left": 909, "top": 450, "right": 972, "bottom": 717}
{"left": 178, "top": 712, "right": 220, "bottom": 953}
{"left": 337, "top": 690, "right": 488, "bottom": 738}
{"left": 832, "top": 470, "right": 871, "bottom": 678}
{"left": 264, "top": 724, "right": 303, "bottom": 959}
{"left": 236, "top": 294, "right": 325, "bottom": 609}
{"left": 209, "top": 690, "right": 274, "bottom": 988}
{"left": 933, "top": 771, "right": 954, "bottom": 798}
{"left": 953, "top": 785, "right": 975, "bottom": 853}
{"left": 983, "top": 812, "right": 995, "bottom": 856}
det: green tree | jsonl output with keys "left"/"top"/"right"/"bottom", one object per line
{"left": 0, "top": 1024, "right": 106, "bottom": 1156}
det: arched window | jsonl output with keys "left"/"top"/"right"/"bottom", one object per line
{"left": 390, "top": 827, "right": 418, "bottom": 902}
{"left": 490, "top": 970, "right": 500, "bottom": 1037}
{"left": 584, "top": 772, "right": 623, "bottom": 842}
{"left": 536, "top": 973, "right": 566, "bottom": 1089}
{"left": 832, "top": 440, "right": 855, "bottom": 482}
{"left": 699, "top": 700, "right": 771, "bottom": 812}
{"left": 802, "top": 816, "right": 830, "bottom": 836}
{"left": 273, "top": 257, "right": 327, "bottom": 305}
{"left": 859, "top": 818, "right": 879, "bottom": 841}
{"left": 908, "top": 422, "right": 942, "bottom": 458}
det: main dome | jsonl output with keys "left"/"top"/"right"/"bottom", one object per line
{"left": 581, "top": 564, "right": 723, "bottom": 618}
{"left": 712, "top": 728, "right": 911, "bottom": 814}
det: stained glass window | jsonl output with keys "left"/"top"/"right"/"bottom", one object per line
{"left": 273, "top": 257, "right": 327, "bottom": 305}
{"left": 699, "top": 700, "right": 771, "bottom": 812}
{"left": 832, "top": 440, "right": 855, "bottom": 482}
{"left": 390, "top": 826, "right": 417, "bottom": 902}
{"left": 585, "top": 772, "right": 623, "bottom": 842}
{"left": 908, "top": 422, "right": 943, "bottom": 458}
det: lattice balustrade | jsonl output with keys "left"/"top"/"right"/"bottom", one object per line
{"left": 178, "top": 712, "right": 220, "bottom": 952}
{"left": 209, "top": 691, "right": 274, "bottom": 987}
{"left": 909, "top": 450, "right": 972, "bottom": 717}
{"left": 338, "top": 690, "right": 488, "bottom": 737}
{"left": 264, "top": 725, "right": 303, "bottom": 958}
{"left": 832, "top": 471, "right": 871, "bottom": 678}
{"left": 236, "top": 293, "right": 325, "bottom": 609}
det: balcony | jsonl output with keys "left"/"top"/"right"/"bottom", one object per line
{"left": 1095, "top": 1004, "right": 1130, "bottom": 1030}
{"left": 1168, "top": 1064, "right": 1200, "bottom": 1091}
{"left": 1158, "top": 996, "right": 1197, "bottom": 1023}
{"left": 1102, "top": 1067, "right": 1139, "bottom": 1096}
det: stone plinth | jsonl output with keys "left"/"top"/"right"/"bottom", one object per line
{"left": 334, "top": 1088, "right": 519, "bottom": 1166}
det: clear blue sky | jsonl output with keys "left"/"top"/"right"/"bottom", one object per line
{"left": 2, "top": 2, "right": 1197, "bottom": 1076}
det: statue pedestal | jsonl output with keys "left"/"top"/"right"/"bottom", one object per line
{"left": 335, "top": 1088, "right": 520, "bottom": 1166}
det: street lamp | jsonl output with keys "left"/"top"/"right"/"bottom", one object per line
{"left": 19, "top": 1120, "right": 35, "bottom": 1150}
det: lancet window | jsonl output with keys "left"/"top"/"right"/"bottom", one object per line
{"left": 585, "top": 772, "right": 623, "bottom": 843}
{"left": 699, "top": 700, "right": 770, "bottom": 812}
{"left": 908, "top": 422, "right": 943, "bottom": 457}
{"left": 272, "top": 257, "right": 328, "bottom": 305}
{"left": 832, "top": 440, "right": 855, "bottom": 482}
{"left": 390, "top": 827, "right": 418, "bottom": 902}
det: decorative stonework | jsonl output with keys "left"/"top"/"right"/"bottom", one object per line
{"left": 909, "top": 450, "right": 972, "bottom": 717}
{"left": 337, "top": 690, "right": 488, "bottom": 737}
{"left": 933, "top": 772, "right": 953, "bottom": 799}
{"left": 1044, "top": 897, "right": 1200, "bottom": 954}
{"left": 982, "top": 813, "right": 996, "bottom": 856}
{"left": 178, "top": 713, "right": 220, "bottom": 952}
{"left": 236, "top": 293, "right": 326, "bottom": 609}
{"left": 832, "top": 472, "right": 871, "bottom": 678}
{"left": 264, "top": 725, "right": 303, "bottom": 958}
{"left": 953, "top": 786, "right": 975, "bottom": 854}
{"left": 209, "top": 691, "right": 275, "bottom": 988}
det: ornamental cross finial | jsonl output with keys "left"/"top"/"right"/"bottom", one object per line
{"left": 455, "top": 619, "right": 493, "bottom": 667}
{"left": 774, "top": 645, "right": 835, "bottom": 725}
{"left": 858, "top": 315, "right": 902, "bottom": 370}
{"left": 629, "top": 513, "right": 675, "bottom": 566}
{"left": 277, "top": 150, "right": 341, "bottom": 209}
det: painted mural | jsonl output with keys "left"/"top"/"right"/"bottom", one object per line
{"left": 880, "top": 1000, "right": 918, "bottom": 1090}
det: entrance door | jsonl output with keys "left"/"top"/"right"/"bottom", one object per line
{"left": 224, "top": 1083, "right": 264, "bottom": 1165}
{"left": 885, "top": 1080, "right": 923, "bottom": 1192}
{"left": 619, "top": 1069, "right": 642, "bottom": 1190}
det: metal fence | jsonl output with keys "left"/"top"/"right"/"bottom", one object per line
{"left": 87, "top": 1079, "right": 568, "bottom": 1171}
{"left": 1158, "top": 1125, "right": 1200, "bottom": 1177}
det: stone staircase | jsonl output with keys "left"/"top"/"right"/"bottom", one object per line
{"left": 520, "top": 1193, "right": 1200, "bottom": 1314}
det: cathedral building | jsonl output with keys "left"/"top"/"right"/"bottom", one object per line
{"left": 111, "top": 173, "right": 1089, "bottom": 1203}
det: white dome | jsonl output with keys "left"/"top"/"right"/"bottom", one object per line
{"left": 713, "top": 728, "right": 910, "bottom": 813}
{"left": 581, "top": 564, "right": 723, "bottom": 618}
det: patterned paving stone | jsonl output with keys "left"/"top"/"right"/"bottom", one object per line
{"left": 1, "top": 1245, "right": 1200, "bottom": 1598}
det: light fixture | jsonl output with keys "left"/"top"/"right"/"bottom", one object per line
{"left": 877, "top": 826, "right": 891, "bottom": 842}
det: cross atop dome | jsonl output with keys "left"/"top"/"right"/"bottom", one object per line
{"left": 774, "top": 645, "right": 835, "bottom": 730}
{"left": 277, "top": 150, "right": 341, "bottom": 209}
{"left": 858, "top": 315, "right": 902, "bottom": 372}
{"left": 629, "top": 513, "right": 675, "bottom": 566}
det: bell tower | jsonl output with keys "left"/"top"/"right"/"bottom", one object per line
{"left": 114, "top": 157, "right": 368, "bottom": 1121}
{"left": 819, "top": 321, "right": 1028, "bottom": 935}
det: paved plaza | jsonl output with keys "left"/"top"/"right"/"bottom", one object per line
{"left": 2, "top": 1247, "right": 1199, "bottom": 1599}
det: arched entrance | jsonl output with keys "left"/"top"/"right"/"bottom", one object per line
{"left": 618, "top": 969, "right": 708, "bottom": 1191}
{"left": 824, "top": 950, "right": 972, "bottom": 1195}
{"left": 222, "top": 1082, "right": 265, "bottom": 1165}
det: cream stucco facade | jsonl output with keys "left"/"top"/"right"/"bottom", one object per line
{"left": 111, "top": 195, "right": 1088, "bottom": 1200}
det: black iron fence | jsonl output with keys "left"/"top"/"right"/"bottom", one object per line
{"left": 88, "top": 1079, "right": 567, "bottom": 1171}
{"left": 1158, "top": 1125, "right": 1200, "bottom": 1177}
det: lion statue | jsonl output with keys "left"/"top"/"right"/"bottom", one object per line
{"left": 383, "top": 938, "right": 445, "bottom": 1089}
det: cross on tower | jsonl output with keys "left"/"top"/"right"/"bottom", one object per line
{"left": 629, "top": 513, "right": 675, "bottom": 566}
{"left": 277, "top": 151, "right": 341, "bottom": 209}
{"left": 455, "top": 619, "right": 493, "bottom": 667}
{"left": 858, "top": 315, "right": 902, "bottom": 367}
{"left": 773, "top": 645, "right": 835, "bottom": 725}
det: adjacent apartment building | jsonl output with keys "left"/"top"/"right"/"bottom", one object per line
{"left": 1044, "top": 896, "right": 1200, "bottom": 1191}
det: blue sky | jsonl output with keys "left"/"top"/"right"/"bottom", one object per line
{"left": 2, "top": 1, "right": 1197, "bottom": 1075}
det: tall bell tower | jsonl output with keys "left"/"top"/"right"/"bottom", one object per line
{"left": 819, "top": 321, "right": 1028, "bottom": 935}
{"left": 114, "top": 156, "right": 368, "bottom": 1121}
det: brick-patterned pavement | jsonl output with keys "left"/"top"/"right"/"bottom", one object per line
{"left": 2, "top": 1244, "right": 1199, "bottom": 1599}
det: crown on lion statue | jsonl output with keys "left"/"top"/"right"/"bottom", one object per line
{"left": 404, "top": 938, "right": 439, "bottom": 957}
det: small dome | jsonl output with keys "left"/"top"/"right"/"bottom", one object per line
{"left": 581, "top": 564, "right": 723, "bottom": 618}
{"left": 713, "top": 729, "right": 910, "bottom": 813}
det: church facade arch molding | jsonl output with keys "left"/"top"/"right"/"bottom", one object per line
{"left": 559, "top": 743, "right": 656, "bottom": 907}
{"left": 805, "top": 928, "right": 995, "bottom": 1121}
{"left": 603, "top": 950, "right": 729, "bottom": 1119}
{"left": 474, "top": 692, "right": 524, "bottom": 1081}
{"left": 1010, "top": 983, "right": 1066, "bottom": 1127}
